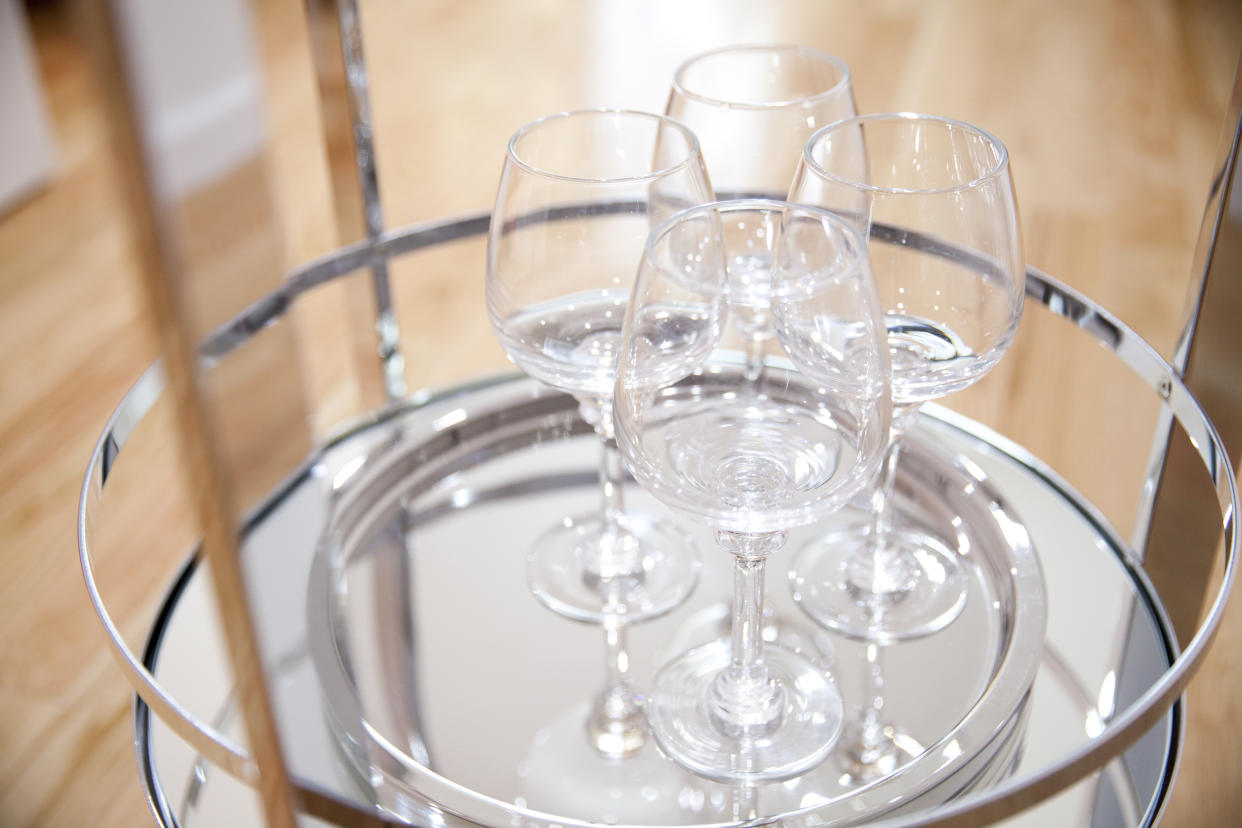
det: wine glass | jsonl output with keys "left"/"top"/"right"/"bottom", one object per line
{"left": 614, "top": 200, "right": 892, "bottom": 782}
{"left": 787, "top": 113, "right": 1024, "bottom": 643}
{"left": 487, "top": 109, "right": 712, "bottom": 756}
{"left": 665, "top": 44, "right": 856, "bottom": 200}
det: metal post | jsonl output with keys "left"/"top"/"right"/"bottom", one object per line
{"left": 303, "top": 0, "right": 430, "bottom": 781}
{"left": 81, "top": 1, "right": 303, "bottom": 824}
{"left": 1140, "top": 53, "right": 1242, "bottom": 643}
{"left": 305, "top": 0, "right": 406, "bottom": 406}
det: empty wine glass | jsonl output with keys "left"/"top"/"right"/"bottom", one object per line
{"left": 787, "top": 113, "right": 1024, "bottom": 644}
{"left": 665, "top": 44, "right": 856, "bottom": 200}
{"left": 487, "top": 109, "right": 712, "bottom": 756}
{"left": 614, "top": 200, "right": 891, "bottom": 782}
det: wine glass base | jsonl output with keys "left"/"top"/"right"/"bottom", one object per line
{"left": 527, "top": 511, "right": 700, "bottom": 623}
{"left": 647, "top": 641, "right": 844, "bottom": 783}
{"left": 586, "top": 686, "right": 647, "bottom": 760}
{"left": 836, "top": 719, "right": 925, "bottom": 786}
{"left": 789, "top": 522, "right": 968, "bottom": 642}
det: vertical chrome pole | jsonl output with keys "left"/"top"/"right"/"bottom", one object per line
{"left": 82, "top": 1, "right": 301, "bottom": 825}
{"left": 1140, "top": 53, "right": 1242, "bottom": 641}
{"left": 305, "top": 0, "right": 406, "bottom": 406}
{"left": 303, "top": 0, "right": 429, "bottom": 775}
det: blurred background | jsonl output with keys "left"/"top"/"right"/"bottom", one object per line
{"left": 0, "top": 0, "right": 1239, "bottom": 825}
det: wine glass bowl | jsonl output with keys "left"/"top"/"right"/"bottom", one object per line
{"left": 489, "top": 109, "right": 713, "bottom": 410}
{"left": 614, "top": 200, "right": 891, "bottom": 782}
{"left": 618, "top": 206, "right": 889, "bottom": 533}
{"left": 793, "top": 113, "right": 1024, "bottom": 410}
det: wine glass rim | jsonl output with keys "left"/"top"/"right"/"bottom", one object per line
{"left": 505, "top": 108, "right": 703, "bottom": 184}
{"left": 802, "top": 112, "right": 1012, "bottom": 195}
{"left": 671, "top": 43, "right": 853, "bottom": 110}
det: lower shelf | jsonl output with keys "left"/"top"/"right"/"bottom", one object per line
{"left": 136, "top": 373, "right": 1177, "bottom": 828}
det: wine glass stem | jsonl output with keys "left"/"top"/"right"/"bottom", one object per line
{"left": 711, "top": 531, "right": 787, "bottom": 733}
{"left": 731, "top": 553, "right": 767, "bottom": 678}
{"left": 861, "top": 416, "right": 917, "bottom": 584}
{"left": 581, "top": 396, "right": 642, "bottom": 582}
{"left": 587, "top": 609, "right": 645, "bottom": 758}
{"left": 583, "top": 396, "right": 627, "bottom": 531}
{"left": 869, "top": 431, "right": 903, "bottom": 547}
{"left": 857, "top": 641, "right": 888, "bottom": 752}
{"left": 602, "top": 612, "right": 633, "bottom": 696}
{"left": 743, "top": 334, "right": 765, "bottom": 383}
{"left": 598, "top": 417, "right": 626, "bottom": 532}
{"left": 585, "top": 398, "right": 646, "bottom": 757}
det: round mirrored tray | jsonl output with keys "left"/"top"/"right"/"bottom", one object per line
{"left": 309, "top": 373, "right": 1046, "bottom": 826}
{"left": 133, "top": 376, "right": 1178, "bottom": 828}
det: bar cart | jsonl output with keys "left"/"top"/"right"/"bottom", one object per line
{"left": 76, "top": 2, "right": 1241, "bottom": 826}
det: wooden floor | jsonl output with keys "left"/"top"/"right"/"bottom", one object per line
{"left": 1, "top": 0, "right": 1240, "bottom": 825}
